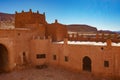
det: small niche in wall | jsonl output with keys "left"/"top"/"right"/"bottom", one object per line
{"left": 22, "top": 52, "right": 27, "bottom": 64}
{"left": 101, "top": 47, "right": 104, "bottom": 50}
{"left": 64, "top": 56, "right": 68, "bottom": 62}
{"left": 53, "top": 55, "right": 56, "bottom": 60}
{"left": 23, "top": 52, "right": 25, "bottom": 56}
{"left": 18, "top": 33, "right": 20, "bottom": 36}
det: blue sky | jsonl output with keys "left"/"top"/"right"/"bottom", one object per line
{"left": 0, "top": 0, "right": 120, "bottom": 31}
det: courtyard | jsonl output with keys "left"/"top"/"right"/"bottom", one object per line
{"left": 0, "top": 66, "right": 113, "bottom": 80}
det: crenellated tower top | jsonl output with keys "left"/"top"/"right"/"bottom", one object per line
{"left": 15, "top": 9, "right": 47, "bottom": 28}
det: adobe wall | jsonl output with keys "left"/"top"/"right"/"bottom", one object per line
{"left": 56, "top": 25, "right": 67, "bottom": 41}
{"left": 47, "top": 41, "right": 120, "bottom": 78}
{"left": 15, "top": 10, "right": 67, "bottom": 42}
{"left": 14, "top": 35, "right": 31, "bottom": 66}
{"left": 0, "top": 23, "right": 46, "bottom": 69}
{"left": 46, "top": 21, "right": 67, "bottom": 41}
{"left": 68, "top": 33, "right": 120, "bottom": 43}
{"left": 29, "top": 37, "right": 120, "bottom": 78}
{"left": 15, "top": 9, "right": 47, "bottom": 28}
{"left": 30, "top": 39, "right": 50, "bottom": 66}
{"left": 12, "top": 28, "right": 46, "bottom": 67}
{"left": 0, "top": 38, "right": 16, "bottom": 71}
{"left": 0, "top": 29, "right": 15, "bottom": 38}
{"left": 0, "top": 9, "right": 119, "bottom": 79}
{"left": 114, "top": 49, "right": 120, "bottom": 79}
{"left": 0, "top": 28, "right": 35, "bottom": 40}
{"left": 0, "top": 28, "right": 40, "bottom": 68}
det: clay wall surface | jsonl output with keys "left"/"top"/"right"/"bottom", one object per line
{"left": 30, "top": 39, "right": 50, "bottom": 66}
{"left": 46, "top": 22, "right": 67, "bottom": 41}
{"left": 56, "top": 25, "right": 67, "bottom": 41}
{"left": 0, "top": 38, "right": 15, "bottom": 71}
{"left": 0, "top": 28, "right": 38, "bottom": 68}
{"left": 15, "top": 10, "right": 47, "bottom": 28}
{"left": 13, "top": 28, "right": 46, "bottom": 66}
{"left": 0, "top": 9, "right": 120, "bottom": 79}
{"left": 14, "top": 36, "right": 31, "bottom": 66}
{"left": 68, "top": 33, "right": 120, "bottom": 43}
{"left": 0, "top": 29, "right": 15, "bottom": 38}
{"left": 47, "top": 42, "right": 120, "bottom": 78}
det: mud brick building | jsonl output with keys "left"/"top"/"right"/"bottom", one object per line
{"left": 0, "top": 9, "right": 120, "bottom": 79}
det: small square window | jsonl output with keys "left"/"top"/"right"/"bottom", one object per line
{"left": 18, "top": 33, "right": 20, "bottom": 36}
{"left": 36, "top": 54, "right": 46, "bottom": 59}
{"left": 65, "top": 56, "right": 68, "bottom": 62}
{"left": 104, "top": 61, "right": 109, "bottom": 67}
{"left": 53, "top": 55, "right": 56, "bottom": 60}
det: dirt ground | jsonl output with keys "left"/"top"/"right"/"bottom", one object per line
{"left": 0, "top": 66, "right": 113, "bottom": 80}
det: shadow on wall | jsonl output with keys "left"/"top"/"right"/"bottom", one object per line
{"left": 0, "top": 44, "right": 9, "bottom": 73}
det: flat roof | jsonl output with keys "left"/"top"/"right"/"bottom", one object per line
{"left": 53, "top": 41, "right": 120, "bottom": 46}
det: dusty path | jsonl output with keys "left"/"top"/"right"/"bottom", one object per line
{"left": 0, "top": 67, "right": 112, "bottom": 80}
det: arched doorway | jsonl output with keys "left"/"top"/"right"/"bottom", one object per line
{"left": 82, "top": 56, "right": 91, "bottom": 72}
{"left": 0, "top": 44, "right": 9, "bottom": 73}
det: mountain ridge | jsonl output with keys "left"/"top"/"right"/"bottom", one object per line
{"left": 0, "top": 12, "right": 118, "bottom": 34}
{"left": 66, "top": 24, "right": 97, "bottom": 33}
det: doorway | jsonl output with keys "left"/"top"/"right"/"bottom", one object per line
{"left": 83, "top": 56, "right": 91, "bottom": 72}
{"left": 0, "top": 44, "right": 8, "bottom": 73}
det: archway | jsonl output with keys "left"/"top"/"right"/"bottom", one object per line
{"left": 0, "top": 44, "right": 8, "bottom": 73}
{"left": 83, "top": 56, "right": 91, "bottom": 72}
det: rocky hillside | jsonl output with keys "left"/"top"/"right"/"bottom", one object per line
{"left": 0, "top": 13, "right": 15, "bottom": 29}
{"left": 67, "top": 24, "right": 97, "bottom": 33}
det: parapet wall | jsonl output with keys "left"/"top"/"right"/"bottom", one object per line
{"left": 67, "top": 33, "right": 120, "bottom": 43}
{"left": 48, "top": 38, "right": 120, "bottom": 79}
{"left": 15, "top": 9, "right": 47, "bottom": 28}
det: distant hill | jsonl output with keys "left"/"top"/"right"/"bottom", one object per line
{"left": 0, "top": 12, "right": 119, "bottom": 34}
{"left": 0, "top": 13, "right": 98, "bottom": 33}
{"left": 115, "top": 31, "right": 120, "bottom": 34}
{"left": 98, "top": 30, "right": 120, "bottom": 34}
{"left": 67, "top": 24, "right": 97, "bottom": 33}
{"left": 0, "top": 12, "right": 15, "bottom": 29}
